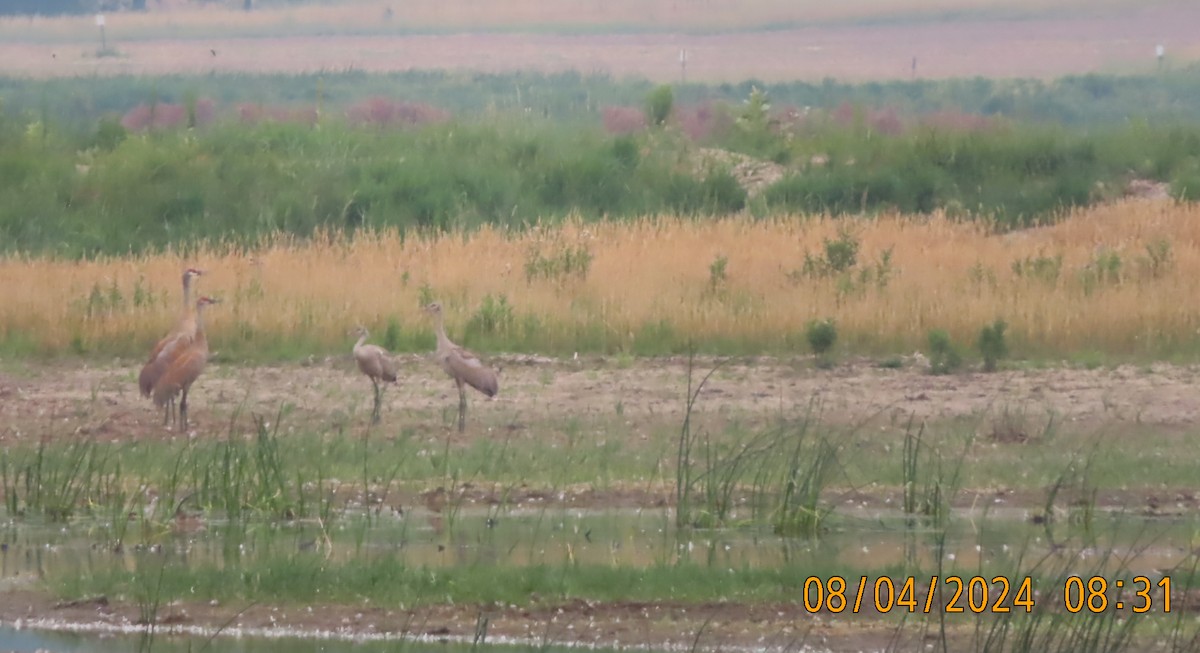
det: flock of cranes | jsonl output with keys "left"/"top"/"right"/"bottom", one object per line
{"left": 138, "top": 269, "right": 498, "bottom": 432}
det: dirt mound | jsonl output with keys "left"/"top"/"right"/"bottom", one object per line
{"left": 1125, "top": 178, "right": 1172, "bottom": 200}
{"left": 696, "top": 147, "right": 786, "bottom": 197}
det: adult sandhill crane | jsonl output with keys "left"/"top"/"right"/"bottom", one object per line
{"left": 139, "top": 268, "right": 204, "bottom": 425}
{"left": 423, "top": 301, "right": 498, "bottom": 433}
{"left": 351, "top": 325, "right": 400, "bottom": 424}
{"left": 152, "top": 296, "right": 219, "bottom": 432}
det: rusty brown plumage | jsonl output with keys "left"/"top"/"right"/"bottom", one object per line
{"left": 151, "top": 296, "right": 219, "bottom": 432}
{"left": 138, "top": 268, "right": 204, "bottom": 425}
{"left": 424, "top": 301, "right": 498, "bottom": 432}
{"left": 351, "top": 325, "right": 400, "bottom": 424}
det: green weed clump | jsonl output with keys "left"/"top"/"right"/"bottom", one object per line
{"left": 805, "top": 319, "right": 837, "bottom": 367}
{"left": 524, "top": 240, "right": 593, "bottom": 284}
{"left": 466, "top": 293, "right": 515, "bottom": 337}
{"left": 675, "top": 357, "right": 839, "bottom": 534}
{"left": 977, "top": 319, "right": 1009, "bottom": 372}
{"left": 927, "top": 329, "right": 962, "bottom": 375}
{"left": 644, "top": 84, "right": 674, "bottom": 127}
{"left": 707, "top": 254, "right": 728, "bottom": 293}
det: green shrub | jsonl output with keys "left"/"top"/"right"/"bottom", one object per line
{"left": 524, "top": 242, "right": 593, "bottom": 283}
{"left": 383, "top": 316, "right": 402, "bottom": 352}
{"left": 707, "top": 254, "right": 728, "bottom": 292}
{"left": 977, "top": 319, "right": 1008, "bottom": 373}
{"left": 91, "top": 115, "right": 127, "bottom": 151}
{"left": 795, "top": 229, "right": 859, "bottom": 279}
{"left": 466, "top": 293, "right": 514, "bottom": 336}
{"left": 645, "top": 85, "right": 674, "bottom": 127}
{"left": 698, "top": 169, "right": 747, "bottom": 213}
{"left": 806, "top": 319, "right": 837, "bottom": 364}
{"left": 927, "top": 329, "right": 962, "bottom": 375}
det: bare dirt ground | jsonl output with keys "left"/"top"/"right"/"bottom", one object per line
{"left": 3, "top": 585, "right": 1199, "bottom": 652}
{"left": 0, "top": 588, "right": 921, "bottom": 653}
{"left": 2, "top": 3, "right": 1198, "bottom": 82}
{"left": 4, "top": 354, "right": 1200, "bottom": 446}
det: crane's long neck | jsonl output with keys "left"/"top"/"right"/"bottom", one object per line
{"left": 194, "top": 304, "right": 207, "bottom": 334}
{"left": 182, "top": 274, "right": 194, "bottom": 312}
{"left": 355, "top": 333, "right": 369, "bottom": 350}
{"left": 434, "top": 312, "right": 452, "bottom": 349}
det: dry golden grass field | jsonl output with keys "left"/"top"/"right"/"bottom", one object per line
{"left": 0, "top": 0, "right": 1197, "bottom": 81}
{"left": 4, "top": 199, "right": 1198, "bottom": 359}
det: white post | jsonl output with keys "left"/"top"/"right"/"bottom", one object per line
{"left": 1156, "top": 44, "right": 1165, "bottom": 71}
{"left": 95, "top": 14, "right": 106, "bottom": 52}
{"left": 679, "top": 48, "right": 688, "bottom": 83}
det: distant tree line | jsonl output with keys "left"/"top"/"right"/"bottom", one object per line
{"left": 0, "top": 0, "right": 152, "bottom": 16}
{"left": 0, "top": 0, "right": 85, "bottom": 15}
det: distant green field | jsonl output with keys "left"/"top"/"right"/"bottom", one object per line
{"left": 4, "top": 69, "right": 1200, "bottom": 259}
{"left": 0, "top": 0, "right": 1147, "bottom": 40}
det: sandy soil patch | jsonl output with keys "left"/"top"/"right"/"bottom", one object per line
{"left": 1, "top": 4, "right": 1197, "bottom": 82}
{"left": 3, "top": 354, "right": 1199, "bottom": 445}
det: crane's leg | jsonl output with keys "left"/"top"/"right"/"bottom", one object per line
{"left": 457, "top": 383, "right": 467, "bottom": 433}
{"left": 371, "top": 379, "right": 382, "bottom": 425}
{"left": 161, "top": 396, "right": 180, "bottom": 427}
{"left": 180, "top": 387, "right": 190, "bottom": 432}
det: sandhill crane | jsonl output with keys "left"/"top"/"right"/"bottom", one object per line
{"left": 139, "top": 268, "right": 204, "bottom": 425}
{"left": 351, "top": 325, "right": 400, "bottom": 424}
{"left": 423, "top": 302, "right": 498, "bottom": 432}
{"left": 152, "top": 296, "right": 219, "bottom": 432}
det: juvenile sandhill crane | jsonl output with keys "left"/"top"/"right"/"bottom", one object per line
{"left": 423, "top": 302, "right": 498, "bottom": 432}
{"left": 139, "top": 268, "right": 204, "bottom": 425}
{"left": 351, "top": 325, "right": 400, "bottom": 425}
{"left": 152, "top": 296, "right": 220, "bottom": 432}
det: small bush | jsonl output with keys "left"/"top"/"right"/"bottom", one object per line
{"left": 806, "top": 319, "right": 837, "bottom": 363}
{"left": 708, "top": 254, "right": 728, "bottom": 292}
{"left": 1011, "top": 253, "right": 1063, "bottom": 285}
{"left": 927, "top": 329, "right": 962, "bottom": 375}
{"left": 91, "top": 115, "right": 127, "bottom": 151}
{"left": 977, "top": 319, "right": 1008, "bottom": 373}
{"left": 796, "top": 228, "right": 859, "bottom": 279}
{"left": 467, "top": 293, "right": 514, "bottom": 336}
{"left": 1142, "top": 238, "right": 1172, "bottom": 278}
{"left": 699, "top": 169, "right": 747, "bottom": 213}
{"left": 524, "top": 242, "right": 593, "bottom": 283}
{"left": 645, "top": 85, "right": 674, "bottom": 128}
{"left": 383, "top": 316, "right": 402, "bottom": 352}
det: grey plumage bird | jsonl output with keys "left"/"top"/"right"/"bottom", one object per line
{"left": 423, "top": 302, "right": 498, "bottom": 432}
{"left": 351, "top": 326, "right": 400, "bottom": 425}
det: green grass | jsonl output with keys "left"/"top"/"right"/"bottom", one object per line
{"left": 58, "top": 556, "right": 821, "bottom": 607}
{"left": 2, "top": 108, "right": 1200, "bottom": 258}
{"left": 4, "top": 68, "right": 1200, "bottom": 257}
{"left": 5, "top": 398, "right": 1200, "bottom": 528}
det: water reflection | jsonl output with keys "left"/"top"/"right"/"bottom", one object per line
{"left": 0, "top": 624, "right": 626, "bottom": 653}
